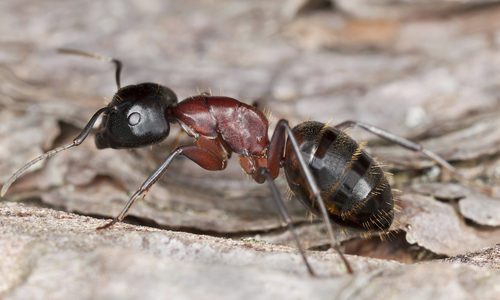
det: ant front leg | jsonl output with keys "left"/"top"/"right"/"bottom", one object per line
{"left": 96, "top": 147, "right": 183, "bottom": 230}
{"left": 266, "top": 119, "right": 353, "bottom": 274}
{"left": 97, "top": 144, "right": 227, "bottom": 230}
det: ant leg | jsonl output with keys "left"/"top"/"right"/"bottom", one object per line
{"left": 265, "top": 118, "right": 287, "bottom": 179}
{"left": 334, "top": 120, "right": 456, "bottom": 172}
{"left": 258, "top": 168, "right": 316, "bottom": 276}
{"left": 58, "top": 48, "right": 123, "bottom": 89}
{"left": 96, "top": 147, "right": 184, "bottom": 230}
{"left": 1, "top": 107, "right": 109, "bottom": 197}
{"left": 277, "top": 119, "right": 354, "bottom": 274}
{"left": 334, "top": 121, "right": 493, "bottom": 194}
{"left": 97, "top": 144, "right": 227, "bottom": 230}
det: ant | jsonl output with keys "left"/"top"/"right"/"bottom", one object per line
{"left": 1, "top": 48, "right": 462, "bottom": 276}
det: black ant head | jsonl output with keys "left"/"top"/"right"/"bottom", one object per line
{"left": 95, "top": 82, "right": 178, "bottom": 149}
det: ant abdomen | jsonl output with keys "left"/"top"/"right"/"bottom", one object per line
{"left": 284, "top": 121, "right": 394, "bottom": 230}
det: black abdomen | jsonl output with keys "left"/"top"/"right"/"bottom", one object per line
{"left": 284, "top": 121, "right": 393, "bottom": 230}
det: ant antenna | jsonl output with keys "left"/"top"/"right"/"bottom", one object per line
{"left": 1, "top": 107, "right": 108, "bottom": 197}
{"left": 58, "top": 48, "right": 123, "bottom": 89}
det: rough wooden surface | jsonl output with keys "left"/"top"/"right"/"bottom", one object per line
{"left": 0, "top": 203, "right": 498, "bottom": 299}
{"left": 0, "top": 0, "right": 499, "bottom": 299}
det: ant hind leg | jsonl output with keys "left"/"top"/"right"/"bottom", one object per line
{"left": 334, "top": 120, "right": 455, "bottom": 172}
{"left": 334, "top": 120, "right": 492, "bottom": 194}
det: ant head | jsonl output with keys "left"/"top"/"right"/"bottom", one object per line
{"left": 95, "top": 82, "right": 178, "bottom": 149}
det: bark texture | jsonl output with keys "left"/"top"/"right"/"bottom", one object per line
{"left": 0, "top": 0, "right": 499, "bottom": 298}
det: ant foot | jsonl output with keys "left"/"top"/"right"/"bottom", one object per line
{"left": 96, "top": 219, "right": 118, "bottom": 230}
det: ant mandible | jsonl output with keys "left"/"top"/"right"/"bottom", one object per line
{"left": 1, "top": 48, "right": 459, "bottom": 276}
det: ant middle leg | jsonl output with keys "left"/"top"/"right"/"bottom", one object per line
{"left": 258, "top": 168, "right": 316, "bottom": 276}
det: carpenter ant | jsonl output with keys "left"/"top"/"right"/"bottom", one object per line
{"left": 1, "top": 49, "right": 460, "bottom": 276}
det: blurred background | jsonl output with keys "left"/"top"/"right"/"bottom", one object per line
{"left": 1, "top": 0, "right": 500, "bottom": 272}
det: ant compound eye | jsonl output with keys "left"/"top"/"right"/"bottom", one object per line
{"left": 128, "top": 112, "right": 141, "bottom": 126}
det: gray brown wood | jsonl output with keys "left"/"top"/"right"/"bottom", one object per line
{"left": 0, "top": 0, "right": 499, "bottom": 298}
